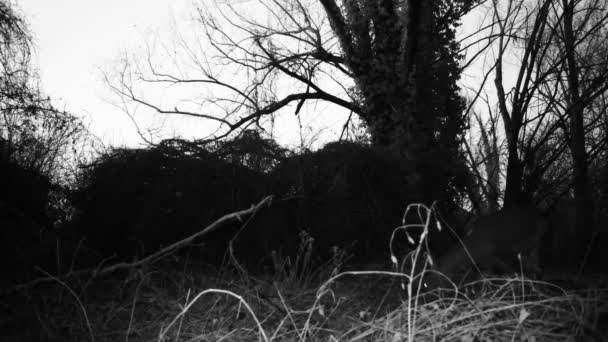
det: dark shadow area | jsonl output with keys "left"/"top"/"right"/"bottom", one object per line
{"left": 66, "top": 135, "right": 428, "bottom": 273}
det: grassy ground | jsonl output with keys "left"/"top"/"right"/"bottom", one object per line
{"left": 1, "top": 258, "right": 607, "bottom": 342}
{"left": 2, "top": 203, "right": 606, "bottom": 341}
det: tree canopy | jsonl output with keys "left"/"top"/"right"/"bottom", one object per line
{"left": 110, "top": 0, "right": 478, "bottom": 206}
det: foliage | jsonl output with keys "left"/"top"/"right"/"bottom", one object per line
{"left": 0, "top": 2, "right": 88, "bottom": 183}
{"left": 72, "top": 137, "right": 433, "bottom": 270}
{"left": 0, "top": 1, "right": 91, "bottom": 281}
{"left": 72, "top": 141, "right": 271, "bottom": 261}
{"left": 109, "top": 0, "right": 476, "bottom": 209}
{"left": 208, "top": 129, "right": 289, "bottom": 173}
{"left": 269, "top": 140, "right": 412, "bottom": 260}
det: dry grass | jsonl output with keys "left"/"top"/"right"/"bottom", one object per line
{"left": 2, "top": 258, "right": 607, "bottom": 342}
{"left": 2, "top": 203, "right": 607, "bottom": 341}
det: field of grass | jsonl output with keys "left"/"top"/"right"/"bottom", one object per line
{"left": 2, "top": 250, "right": 607, "bottom": 341}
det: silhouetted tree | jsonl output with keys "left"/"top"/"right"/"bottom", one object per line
{"left": 0, "top": 2, "right": 88, "bottom": 183}
{"left": 110, "top": 0, "right": 478, "bottom": 205}
{"left": 465, "top": 0, "right": 607, "bottom": 207}
{"left": 464, "top": 0, "right": 608, "bottom": 268}
{"left": 0, "top": 1, "right": 91, "bottom": 279}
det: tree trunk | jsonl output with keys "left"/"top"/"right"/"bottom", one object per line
{"left": 503, "top": 135, "right": 524, "bottom": 207}
{"left": 562, "top": 0, "right": 592, "bottom": 267}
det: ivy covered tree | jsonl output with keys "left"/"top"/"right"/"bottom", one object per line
{"left": 111, "top": 0, "right": 477, "bottom": 205}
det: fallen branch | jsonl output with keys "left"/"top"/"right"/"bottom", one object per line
{"left": 0, "top": 195, "right": 274, "bottom": 297}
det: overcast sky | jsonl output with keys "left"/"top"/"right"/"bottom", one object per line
{"left": 17, "top": 0, "right": 209, "bottom": 147}
{"left": 14, "top": 0, "right": 346, "bottom": 150}
{"left": 16, "top": 1, "right": 490, "bottom": 150}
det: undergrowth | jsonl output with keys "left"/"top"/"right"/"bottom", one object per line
{"left": 1, "top": 204, "right": 607, "bottom": 341}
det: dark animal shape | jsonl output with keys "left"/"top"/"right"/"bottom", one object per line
{"left": 431, "top": 207, "right": 549, "bottom": 286}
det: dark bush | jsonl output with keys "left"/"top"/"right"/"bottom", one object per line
{"left": 267, "top": 141, "right": 414, "bottom": 263}
{"left": 0, "top": 155, "right": 52, "bottom": 281}
{"left": 72, "top": 144, "right": 272, "bottom": 263}
{"left": 72, "top": 137, "right": 438, "bottom": 271}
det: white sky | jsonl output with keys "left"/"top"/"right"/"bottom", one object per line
{"left": 16, "top": 0, "right": 217, "bottom": 147}
{"left": 15, "top": 0, "right": 494, "bottom": 150}
{"left": 15, "top": 0, "right": 349, "bottom": 149}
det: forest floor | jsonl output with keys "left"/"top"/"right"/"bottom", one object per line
{"left": 1, "top": 258, "right": 607, "bottom": 342}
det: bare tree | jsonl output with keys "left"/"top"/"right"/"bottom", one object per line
{"left": 467, "top": 0, "right": 606, "bottom": 207}
{"left": 109, "top": 0, "right": 479, "bottom": 204}
{"left": 538, "top": 0, "right": 608, "bottom": 257}
{"left": 0, "top": 2, "right": 89, "bottom": 183}
{"left": 463, "top": 107, "right": 501, "bottom": 214}
{"left": 462, "top": 0, "right": 608, "bottom": 267}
